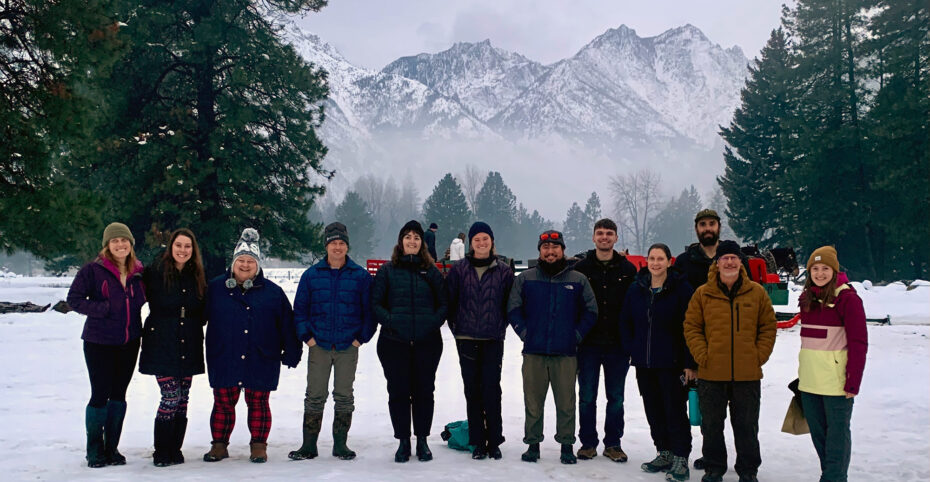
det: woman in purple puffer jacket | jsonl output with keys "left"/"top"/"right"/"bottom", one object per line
{"left": 67, "top": 222, "right": 146, "bottom": 468}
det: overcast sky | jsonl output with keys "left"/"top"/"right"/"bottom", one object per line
{"left": 295, "top": 0, "right": 789, "bottom": 69}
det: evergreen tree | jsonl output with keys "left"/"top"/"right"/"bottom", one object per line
{"left": 652, "top": 186, "right": 702, "bottom": 253}
{"left": 514, "top": 204, "right": 551, "bottom": 262}
{"left": 562, "top": 202, "right": 587, "bottom": 255}
{"left": 474, "top": 171, "right": 518, "bottom": 254}
{"left": 584, "top": 192, "right": 602, "bottom": 225}
{"left": 334, "top": 191, "right": 374, "bottom": 261}
{"left": 422, "top": 173, "right": 470, "bottom": 252}
{"left": 63, "top": 0, "right": 332, "bottom": 275}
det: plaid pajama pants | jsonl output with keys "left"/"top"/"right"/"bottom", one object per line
{"left": 210, "top": 387, "right": 271, "bottom": 443}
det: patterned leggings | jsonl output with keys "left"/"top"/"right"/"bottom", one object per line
{"left": 210, "top": 387, "right": 271, "bottom": 444}
{"left": 155, "top": 376, "right": 193, "bottom": 421}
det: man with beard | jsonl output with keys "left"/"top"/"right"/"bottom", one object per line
{"left": 508, "top": 230, "right": 598, "bottom": 465}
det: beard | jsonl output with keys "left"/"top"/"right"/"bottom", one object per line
{"left": 698, "top": 230, "right": 719, "bottom": 247}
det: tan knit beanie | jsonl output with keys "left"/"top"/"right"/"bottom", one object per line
{"left": 807, "top": 245, "right": 839, "bottom": 272}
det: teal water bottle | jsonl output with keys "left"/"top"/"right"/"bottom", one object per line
{"left": 688, "top": 387, "right": 701, "bottom": 426}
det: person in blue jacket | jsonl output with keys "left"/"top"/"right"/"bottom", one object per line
{"left": 202, "top": 228, "right": 301, "bottom": 464}
{"left": 621, "top": 243, "right": 696, "bottom": 481}
{"left": 67, "top": 222, "right": 146, "bottom": 468}
{"left": 507, "top": 229, "right": 598, "bottom": 465}
{"left": 289, "top": 222, "right": 374, "bottom": 461}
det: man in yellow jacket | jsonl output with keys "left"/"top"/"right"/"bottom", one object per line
{"left": 683, "top": 240, "right": 776, "bottom": 482}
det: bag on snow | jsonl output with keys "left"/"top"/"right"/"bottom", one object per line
{"left": 440, "top": 420, "right": 475, "bottom": 452}
{"left": 781, "top": 379, "right": 810, "bottom": 435}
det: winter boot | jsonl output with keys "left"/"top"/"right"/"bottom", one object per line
{"left": 202, "top": 441, "right": 229, "bottom": 462}
{"left": 288, "top": 410, "right": 323, "bottom": 460}
{"left": 560, "top": 444, "right": 577, "bottom": 464}
{"left": 415, "top": 436, "right": 433, "bottom": 461}
{"left": 642, "top": 450, "right": 673, "bottom": 473}
{"left": 487, "top": 444, "right": 502, "bottom": 460}
{"left": 700, "top": 473, "right": 723, "bottom": 482}
{"left": 394, "top": 438, "right": 411, "bottom": 463}
{"left": 171, "top": 415, "right": 187, "bottom": 464}
{"left": 471, "top": 444, "right": 488, "bottom": 460}
{"left": 249, "top": 442, "right": 268, "bottom": 463}
{"left": 332, "top": 411, "right": 356, "bottom": 460}
{"left": 576, "top": 445, "right": 597, "bottom": 460}
{"left": 152, "top": 418, "right": 174, "bottom": 467}
{"left": 693, "top": 457, "right": 705, "bottom": 470}
{"left": 665, "top": 455, "right": 690, "bottom": 481}
{"left": 521, "top": 443, "right": 540, "bottom": 462}
{"left": 737, "top": 474, "right": 758, "bottom": 482}
{"left": 604, "top": 444, "right": 628, "bottom": 463}
{"left": 85, "top": 405, "right": 108, "bottom": 468}
{"left": 104, "top": 400, "right": 127, "bottom": 465}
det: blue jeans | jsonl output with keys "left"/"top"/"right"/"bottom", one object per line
{"left": 577, "top": 344, "right": 629, "bottom": 448}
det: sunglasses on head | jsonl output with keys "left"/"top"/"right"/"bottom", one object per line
{"left": 539, "top": 232, "right": 560, "bottom": 241}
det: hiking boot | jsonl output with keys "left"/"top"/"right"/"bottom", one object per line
{"left": 202, "top": 441, "right": 229, "bottom": 462}
{"left": 471, "top": 445, "right": 488, "bottom": 460}
{"left": 577, "top": 445, "right": 597, "bottom": 460}
{"left": 701, "top": 473, "right": 723, "bottom": 482}
{"left": 521, "top": 443, "right": 540, "bottom": 462}
{"left": 104, "top": 401, "right": 127, "bottom": 465}
{"left": 153, "top": 418, "right": 174, "bottom": 467}
{"left": 738, "top": 475, "right": 758, "bottom": 482}
{"left": 171, "top": 415, "right": 187, "bottom": 464}
{"left": 642, "top": 450, "right": 673, "bottom": 473}
{"left": 488, "top": 444, "right": 502, "bottom": 460}
{"left": 693, "top": 457, "right": 705, "bottom": 470}
{"left": 85, "top": 405, "right": 107, "bottom": 468}
{"left": 332, "top": 411, "right": 356, "bottom": 460}
{"left": 249, "top": 442, "right": 268, "bottom": 463}
{"left": 604, "top": 445, "right": 628, "bottom": 463}
{"left": 560, "top": 444, "right": 577, "bottom": 464}
{"left": 665, "top": 455, "right": 690, "bottom": 481}
{"left": 415, "top": 436, "right": 433, "bottom": 461}
{"left": 288, "top": 410, "right": 322, "bottom": 460}
{"left": 395, "top": 438, "right": 411, "bottom": 463}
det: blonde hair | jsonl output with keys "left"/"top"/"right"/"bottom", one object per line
{"left": 99, "top": 243, "right": 138, "bottom": 275}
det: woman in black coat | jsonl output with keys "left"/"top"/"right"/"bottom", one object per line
{"left": 139, "top": 228, "right": 207, "bottom": 467}
{"left": 373, "top": 220, "right": 448, "bottom": 463}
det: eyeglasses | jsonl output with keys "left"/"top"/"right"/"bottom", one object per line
{"left": 539, "top": 232, "right": 560, "bottom": 241}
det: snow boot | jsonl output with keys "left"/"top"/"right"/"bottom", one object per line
{"left": 560, "top": 444, "right": 577, "bottom": 464}
{"left": 394, "top": 438, "right": 411, "bottom": 463}
{"left": 288, "top": 410, "right": 322, "bottom": 460}
{"left": 152, "top": 418, "right": 174, "bottom": 467}
{"left": 85, "top": 405, "right": 107, "bottom": 468}
{"left": 521, "top": 443, "right": 540, "bottom": 462}
{"left": 249, "top": 442, "right": 268, "bottom": 463}
{"left": 415, "top": 436, "right": 433, "bottom": 461}
{"left": 738, "top": 474, "right": 758, "bottom": 482}
{"left": 604, "top": 444, "right": 628, "bottom": 463}
{"left": 700, "top": 473, "right": 723, "bottom": 482}
{"left": 693, "top": 457, "right": 705, "bottom": 470}
{"left": 104, "top": 400, "right": 127, "bottom": 465}
{"left": 576, "top": 445, "right": 597, "bottom": 460}
{"left": 332, "top": 411, "right": 356, "bottom": 460}
{"left": 202, "top": 441, "right": 229, "bottom": 462}
{"left": 171, "top": 415, "right": 187, "bottom": 464}
{"left": 487, "top": 444, "right": 502, "bottom": 460}
{"left": 642, "top": 450, "right": 673, "bottom": 473}
{"left": 665, "top": 455, "right": 690, "bottom": 481}
{"left": 471, "top": 444, "right": 488, "bottom": 460}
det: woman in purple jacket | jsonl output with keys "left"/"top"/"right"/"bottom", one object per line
{"left": 67, "top": 222, "right": 147, "bottom": 468}
{"left": 445, "top": 222, "right": 514, "bottom": 460}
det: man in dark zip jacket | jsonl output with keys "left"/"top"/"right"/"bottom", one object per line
{"left": 508, "top": 230, "right": 598, "bottom": 465}
{"left": 683, "top": 240, "right": 776, "bottom": 482}
{"left": 571, "top": 218, "right": 636, "bottom": 462}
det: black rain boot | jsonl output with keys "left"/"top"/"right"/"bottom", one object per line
{"left": 85, "top": 405, "right": 107, "bottom": 468}
{"left": 560, "top": 444, "right": 578, "bottom": 464}
{"left": 288, "top": 410, "right": 323, "bottom": 460}
{"left": 415, "top": 436, "right": 433, "bottom": 461}
{"left": 171, "top": 415, "right": 187, "bottom": 464}
{"left": 152, "top": 418, "right": 174, "bottom": 467}
{"left": 394, "top": 438, "right": 411, "bottom": 463}
{"left": 104, "top": 400, "right": 128, "bottom": 465}
{"left": 332, "top": 411, "right": 356, "bottom": 460}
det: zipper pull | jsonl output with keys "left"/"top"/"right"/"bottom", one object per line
{"left": 181, "top": 307, "right": 186, "bottom": 318}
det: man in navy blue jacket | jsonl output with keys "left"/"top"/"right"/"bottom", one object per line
{"left": 507, "top": 230, "right": 598, "bottom": 465}
{"left": 289, "top": 222, "right": 374, "bottom": 461}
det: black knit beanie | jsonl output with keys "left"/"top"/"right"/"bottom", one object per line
{"left": 398, "top": 220, "right": 425, "bottom": 244}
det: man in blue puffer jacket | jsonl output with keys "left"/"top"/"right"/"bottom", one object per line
{"left": 507, "top": 230, "right": 598, "bottom": 465}
{"left": 289, "top": 222, "right": 374, "bottom": 461}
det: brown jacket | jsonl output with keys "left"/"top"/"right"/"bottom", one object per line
{"left": 684, "top": 263, "right": 776, "bottom": 381}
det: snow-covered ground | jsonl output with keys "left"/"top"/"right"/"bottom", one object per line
{"left": 1, "top": 272, "right": 927, "bottom": 481}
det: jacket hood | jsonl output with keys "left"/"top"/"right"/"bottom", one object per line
{"left": 96, "top": 256, "right": 144, "bottom": 279}
{"left": 451, "top": 239, "right": 464, "bottom": 246}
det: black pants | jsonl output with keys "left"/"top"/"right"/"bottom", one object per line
{"left": 84, "top": 339, "right": 141, "bottom": 408}
{"left": 801, "top": 391, "right": 854, "bottom": 482}
{"left": 456, "top": 339, "right": 504, "bottom": 448}
{"left": 636, "top": 367, "right": 691, "bottom": 457}
{"left": 377, "top": 331, "right": 443, "bottom": 439}
{"left": 698, "top": 380, "right": 761, "bottom": 477}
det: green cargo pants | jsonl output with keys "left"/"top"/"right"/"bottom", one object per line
{"left": 522, "top": 354, "right": 577, "bottom": 445}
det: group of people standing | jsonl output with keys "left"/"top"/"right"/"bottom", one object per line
{"left": 67, "top": 211, "right": 866, "bottom": 482}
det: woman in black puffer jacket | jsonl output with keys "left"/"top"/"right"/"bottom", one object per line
{"left": 373, "top": 220, "right": 447, "bottom": 463}
{"left": 139, "top": 228, "right": 207, "bottom": 467}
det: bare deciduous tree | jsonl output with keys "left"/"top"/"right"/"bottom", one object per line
{"left": 457, "top": 164, "right": 486, "bottom": 214}
{"left": 609, "top": 169, "right": 662, "bottom": 255}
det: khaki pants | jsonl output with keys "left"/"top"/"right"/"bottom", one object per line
{"left": 522, "top": 354, "right": 577, "bottom": 445}
{"left": 304, "top": 345, "right": 359, "bottom": 413}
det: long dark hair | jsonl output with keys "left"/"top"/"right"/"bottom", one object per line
{"left": 161, "top": 228, "right": 207, "bottom": 298}
{"left": 391, "top": 231, "right": 434, "bottom": 268}
{"left": 799, "top": 272, "right": 838, "bottom": 312}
